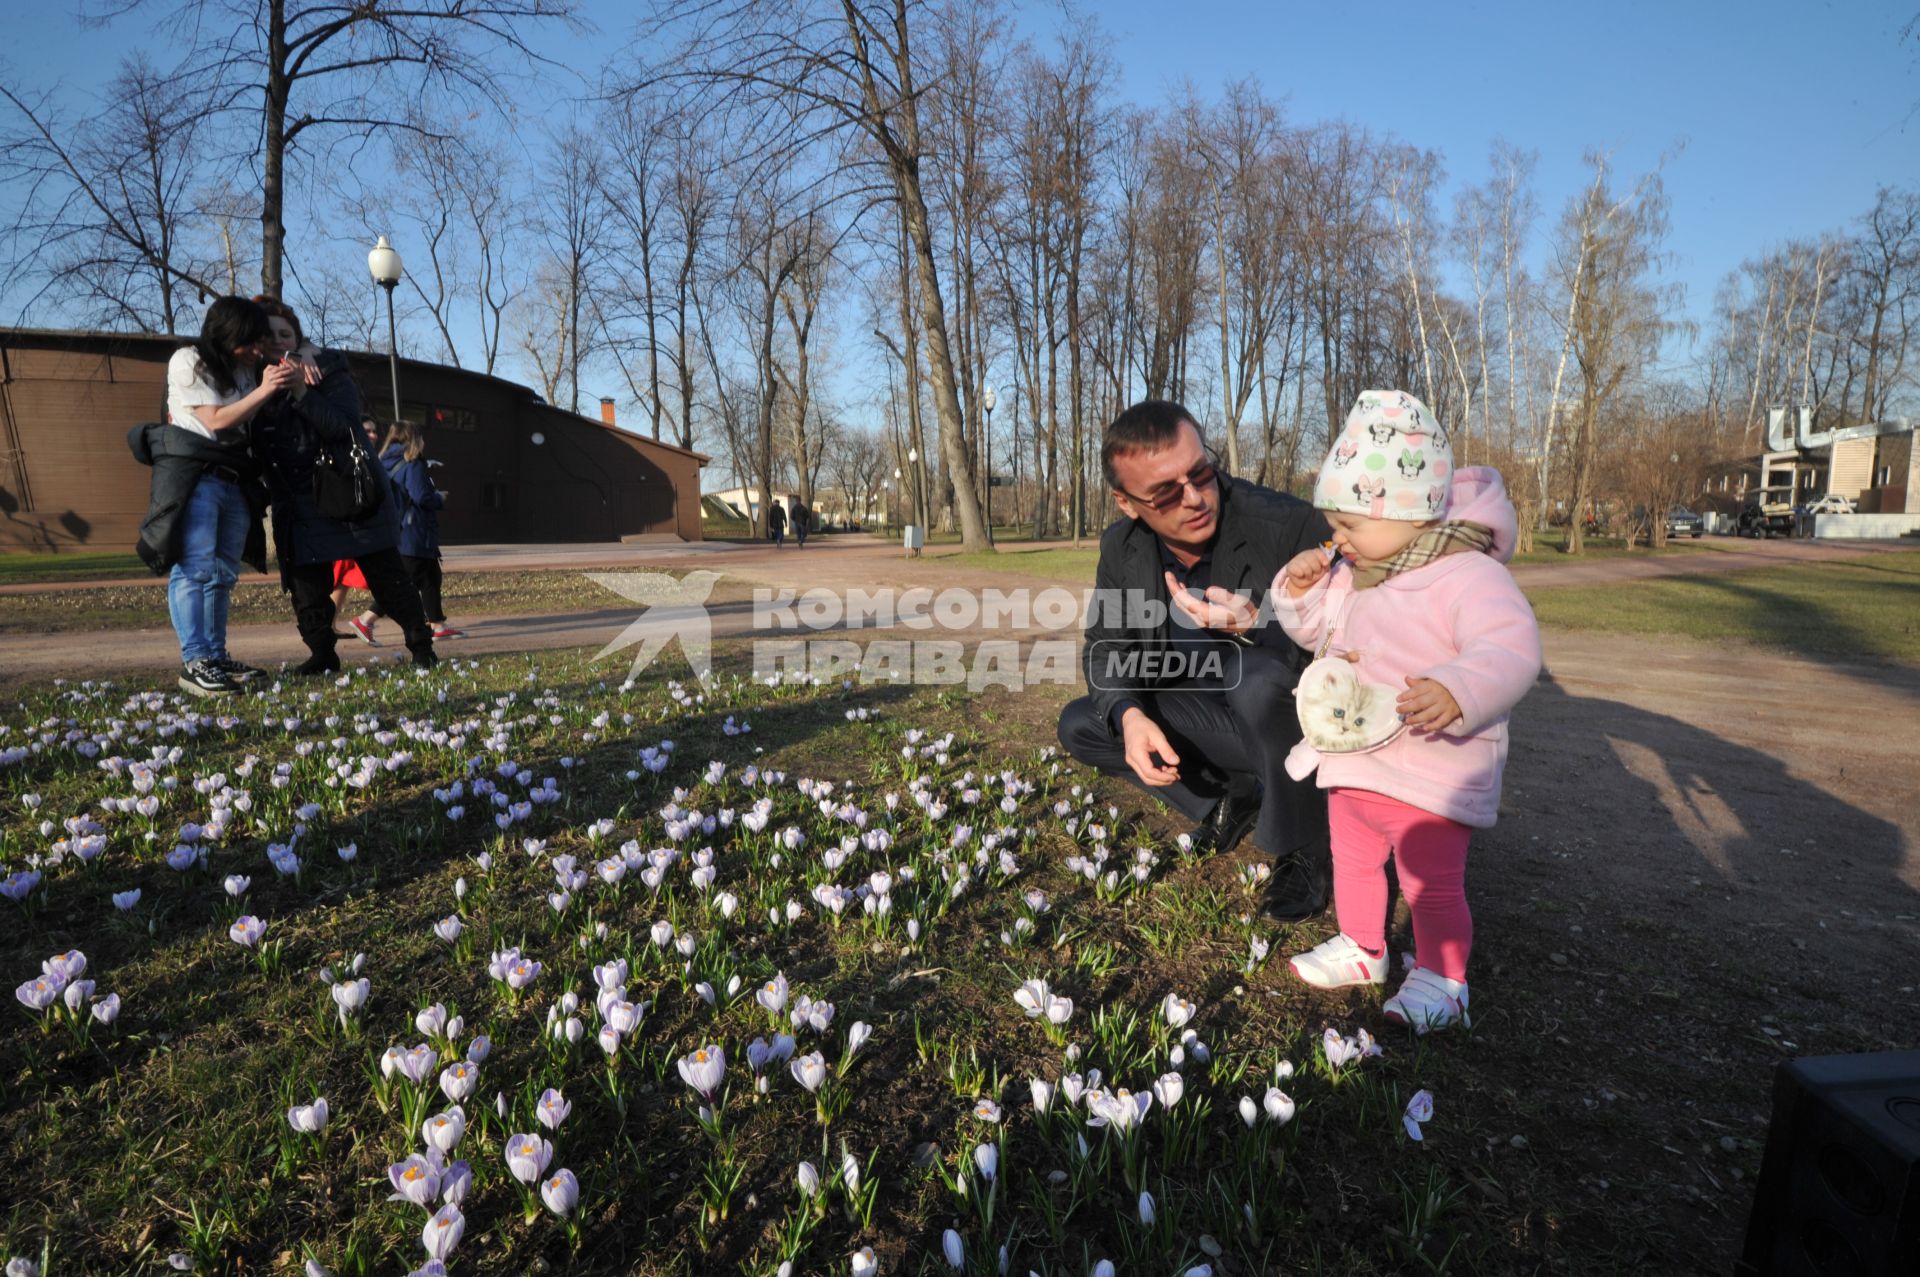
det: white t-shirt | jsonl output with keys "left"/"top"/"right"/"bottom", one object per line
{"left": 166, "top": 346, "right": 256, "bottom": 442}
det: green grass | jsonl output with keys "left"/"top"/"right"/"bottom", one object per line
{"left": 1508, "top": 527, "right": 1720, "bottom": 565}
{"left": 0, "top": 642, "right": 1769, "bottom": 1275}
{"left": 937, "top": 546, "right": 1100, "bottom": 582}
{"left": 1525, "top": 550, "right": 1920, "bottom": 663}
{"left": 0, "top": 551, "right": 153, "bottom": 584}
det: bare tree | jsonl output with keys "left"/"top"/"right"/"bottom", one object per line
{"left": 0, "top": 58, "right": 221, "bottom": 330}
{"left": 637, "top": 0, "right": 992, "bottom": 549}
{"left": 55, "top": 0, "right": 580, "bottom": 298}
{"left": 517, "top": 125, "right": 607, "bottom": 415}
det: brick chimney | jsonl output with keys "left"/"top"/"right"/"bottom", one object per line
{"left": 599, "top": 397, "right": 616, "bottom": 426}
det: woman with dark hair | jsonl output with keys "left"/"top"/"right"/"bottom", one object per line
{"left": 249, "top": 295, "right": 437, "bottom": 674}
{"left": 131, "top": 295, "right": 296, "bottom": 695}
{"left": 355, "top": 418, "right": 462, "bottom": 641}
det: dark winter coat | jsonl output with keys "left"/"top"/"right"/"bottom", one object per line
{"left": 1079, "top": 474, "right": 1330, "bottom": 731}
{"left": 250, "top": 349, "right": 399, "bottom": 579}
{"left": 381, "top": 443, "right": 446, "bottom": 559}
{"left": 126, "top": 422, "right": 270, "bottom": 575}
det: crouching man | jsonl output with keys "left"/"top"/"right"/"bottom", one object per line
{"left": 1057, "top": 401, "right": 1333, "bottom": 919}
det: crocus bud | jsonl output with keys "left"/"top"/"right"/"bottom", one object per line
{"left": 942, "top": 1229, "right": 964, "bottom": 1270}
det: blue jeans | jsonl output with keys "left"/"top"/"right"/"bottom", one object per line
{"left": 166, "top": 474, "right": 249, "bottom": 664}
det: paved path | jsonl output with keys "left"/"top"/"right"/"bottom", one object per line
{"left": 1, "top": 532, "right": 1912, "bottom": 682}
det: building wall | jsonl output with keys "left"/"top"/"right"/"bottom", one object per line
{"left": 0, "top": 329, "right": 706, "bottom": 553}
{"left": 1827, "top": 437, "right": 1876, "bottom": 502}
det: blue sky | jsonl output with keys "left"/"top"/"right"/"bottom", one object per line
{"left": 6, "top": 0, "right": 1917, "bottom": 380}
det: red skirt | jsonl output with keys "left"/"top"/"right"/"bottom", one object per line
{"left": 331, "top": 560, "right": 368, "bottom": 591}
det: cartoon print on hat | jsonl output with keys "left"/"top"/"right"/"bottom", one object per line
{"left": 1314, "top": 389, "right": 1453, "bottom": 522}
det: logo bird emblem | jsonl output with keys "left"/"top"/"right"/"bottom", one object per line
{"left": 586, "top": 570, "right": 724, "bottom": 684}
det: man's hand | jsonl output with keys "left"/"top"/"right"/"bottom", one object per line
{"left": 1119, "top": 706, "right": 1181, "bottom": 786}
{"left": 1397, "top": 677, "right": 1461, "bottom": 732}
{"left": 1164, "top": 571, "right": 1257, "bottom": 636}
{"left": 1279, "top": 547, "right": 1332, "bottom": 598}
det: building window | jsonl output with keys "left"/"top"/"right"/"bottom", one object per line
{"left": 481, "top": 482, "right": 509, "bottom": 511}
{"left": 1878, "top": 465, "right": 1892, "bottom": 486}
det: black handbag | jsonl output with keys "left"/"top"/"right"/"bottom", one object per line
{"left": 311, "top": 435, "right": 384, "bottom": 522}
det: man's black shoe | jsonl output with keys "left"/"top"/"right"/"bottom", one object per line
{"left": 1262, "top": 849, "right": 1331, "bottom": 922}
{"left": 293, "top": 653, "right": 341, "bottom": 677}
{"left": 1189, "top": 782, "right": 1260, "bottom": 857}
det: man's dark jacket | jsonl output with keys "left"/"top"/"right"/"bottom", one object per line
{"left": 126, "top": 423, "right": 270, "bottom": 575}
{"left": 1080, "top": 475, "right": 1330, "bottom": 729}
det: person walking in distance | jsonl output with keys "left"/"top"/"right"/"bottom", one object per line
{"left": 767, "top": 500, "right": 787, "bottom": 547}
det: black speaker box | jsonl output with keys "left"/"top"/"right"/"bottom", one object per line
{"left": 1738, "top": 1050, "right": 1920, "bottom": 1276}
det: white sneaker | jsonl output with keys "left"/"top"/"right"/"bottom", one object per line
{"left": 1382, "top": 968, "right": 1470, "bottom": 1033}
{"left": 1288, "top": 934, "right": 1387, "bottom": 989}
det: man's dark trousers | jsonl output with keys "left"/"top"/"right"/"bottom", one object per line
{"left": 288, "top": 549, "right": 435, "bottom": 664}
{"left": 1057, "top": 645, "right": 1327, "bottom": 861}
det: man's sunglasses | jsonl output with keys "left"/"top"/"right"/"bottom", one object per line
{"left": 1117, "top": 451, "right": 1224, "bottom": 513}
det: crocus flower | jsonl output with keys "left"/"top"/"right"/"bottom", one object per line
{"left": 415, "top": 1004, "right": 448, "bottom": 1037}
{"left": 8, "top": 1259, "right": 40, "bottom": 1277}
{"left": 222, "top": 874, "right": 250, "bottom": 897}
{"left": 790, "top": 1051, "right": 828, "bottom": 1092}
{"left": 942, "top": 1229, "right": 964, "bottom": 1270}
{"left": 286, "top": 1097, "right": 330, "bottom": 1133}
{"left": 1137, "top": 1190, "right": 1155, "bottom": 1225}
{"left": 397, "top": 1044, "right": 437, "bottom": 1086}
{"left": 331, "top": 978, "right": 369, "bottom": 1022}
{"left": 433, "top": 915, "right": 462, "bottom": 944}
{"left": 972, "top": 1099, "right": 1002, "bottom": 1123}
{"left": 972, "top": 1143, "right": 997, "bottom": 1180}
{"left": 1152, "top": 1072, "right": 1185, "bottom": 1109}
{"left": 91, "top": 992, "right": 121, "bottom": 1025}
{"left": 1029, "top": 1078, "right": 1055, "bottom": 1113}
{"left": 228, "top": 915, "right": 266, "bottom": 948}
{"left": 536, "top": 1088, "right": 571, "bottom": 1130}
{"left": 505, "top": 1133, "right": 553, "bottom": 1185}
{"left": 1403, "top": 1089, "right": 1433, "bottom": 1141}
{"left": 1238, "top": 1096, "right": 1258, "bottom": 1128}
{"left": 845, "top": 1020, "right": 873, "bottom": 1059}
{"left": 796, "top": 1161, "right": 821, "bottom": 1196}
{"left": 440, "top": 1160, "right": 472, "bottom": 1205}
{"left": 1264, "top": 1087, "right": 1297, "bottom": 1126}
{"left": 1161, "top": 993, "right": 1195, "bottom": 1028}
{"left": 850, "top": 1248, "right": 877, "bottom": 1277}
{"left": 389, "top": 1153, "right": 442, "bottom": 1207}
{"left": 15, "top": 977, "right": 60, "bottom": 1013}
{"left": 112, "top": 889, "right": 142, "bottom": 911}
{"left": 540, "top": 1167, "right": 580, "bottom": 1217}
{"left": 422, "top": 1107, "right": 466, "bottom": 1153}
{"left": 756, "top": 973, "right": 790, "bottom": 1016}
{"left": 63, "top": 979, "right": 95, "bottom": 1012}
{"left": 421, "top": 1204, "right": 464, "bottom": 1262}
{"left": 677, "top": 1044, "right": 726, "bottom": 1098}
{"left": 1012, "top": 978, "right": 1051, "bottom": 1018}
{"left": 439, "top": 1061, "right": 478, "bottom": 1102}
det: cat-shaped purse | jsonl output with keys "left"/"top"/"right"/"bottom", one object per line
{"left": 1294, "top": 657, "right": 1405, "bottom": 754}
{"left": 1293, "top": 584, "right": 1406, "bottom": 756}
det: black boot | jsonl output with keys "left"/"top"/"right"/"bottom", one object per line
{"left": 1263, "top": 839, "right": 1332, "bottom": 922}
{"left": 293, "top": 598, "right": 341, "bottom": 676}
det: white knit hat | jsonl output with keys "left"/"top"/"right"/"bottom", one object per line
{"left": 1314, "top": 389, "right": 1452, "bottom": 522}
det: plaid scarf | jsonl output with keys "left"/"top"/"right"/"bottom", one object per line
{"left": 1349, "top": 520, "right": 1496, "bottom": 590}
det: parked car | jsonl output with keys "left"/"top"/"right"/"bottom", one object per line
{"left": 1804, "top": 494, "right": 1857, "bottom": 515}
{"left": 1665, "top": 508, "right": 1704, "bottom": 538}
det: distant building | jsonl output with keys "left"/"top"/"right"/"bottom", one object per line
{"left": 1700, "top": 435, "right": 1913, "bottom": 514}
{"left": 0, "top": 328, "right": 708, "bottom": 553}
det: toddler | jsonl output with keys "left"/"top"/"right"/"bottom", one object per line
{"left": 1272, "top": 389, "right": 1541, "bottom": 1031}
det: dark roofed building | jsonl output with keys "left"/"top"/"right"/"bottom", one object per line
{"left": 0, "top": 328, "right": 706, "bottom": 554}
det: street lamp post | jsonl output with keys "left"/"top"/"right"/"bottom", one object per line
{"left": 981, "top": 385, "right": 996, "bottom": 545}
{"left": 367, "top": 235, "right": 404, "bottom": 421}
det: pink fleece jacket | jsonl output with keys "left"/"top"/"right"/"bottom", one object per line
{"left": 1270, "top": 467, "right": 1542, "bottom": 829}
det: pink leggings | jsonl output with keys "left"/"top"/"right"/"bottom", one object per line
{"left": 1329, "top": 788, "right": 1473, "bottom": 982}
